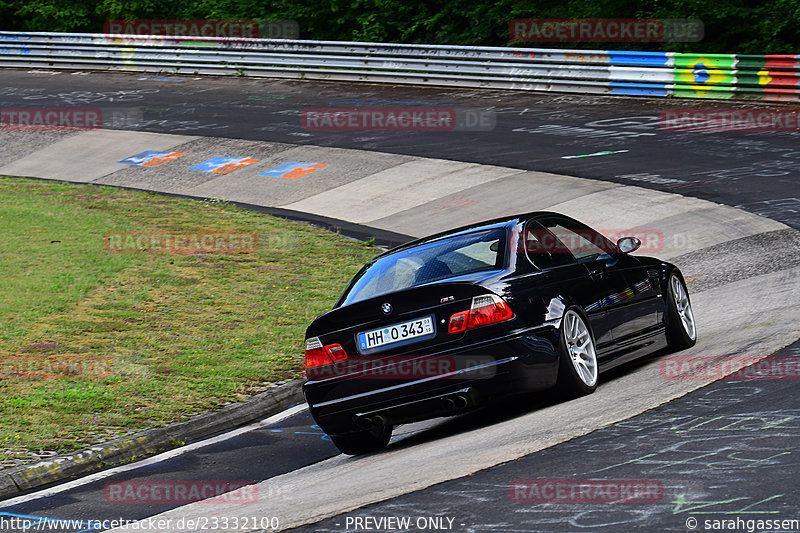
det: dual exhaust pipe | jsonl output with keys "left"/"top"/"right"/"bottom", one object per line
{"left": 354, "top": 387, "right": 475, "bottom": 431}
{"left": 441, "top": 394, "right": 470, "bottom": 411}
{"left": 356, "top": 414, "right": 390, "bottom": 431}
{"left": 354, "top": 391, "right": 472, "bottom": 430}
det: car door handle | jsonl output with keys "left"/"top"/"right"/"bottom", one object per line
{"left": 588, "top": 267, "right": 605, "bottom": 278}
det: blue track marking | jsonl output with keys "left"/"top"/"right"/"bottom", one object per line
{"left": 269, "top": 425, "right": 330, "bottom": 441}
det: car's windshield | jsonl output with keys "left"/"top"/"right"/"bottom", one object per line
{"left": 340, "top": 228, "right": 507, "bottom": 306}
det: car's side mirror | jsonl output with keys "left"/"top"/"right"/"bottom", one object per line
{"left": 617, "top": 236, "right": 641, "bottom": 254}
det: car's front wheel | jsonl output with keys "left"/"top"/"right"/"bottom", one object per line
{"left": 330, "top": 423, "right": 393, "bottom": 455}
{"left": 665, "top": 273, "right": 697, "bottom": 350}
{"left": 555, "top": 308, "right": 598, "bottom": 397}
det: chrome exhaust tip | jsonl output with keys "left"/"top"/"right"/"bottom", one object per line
{"left": 453, "top": 394, "right": 469, "bottom": 409}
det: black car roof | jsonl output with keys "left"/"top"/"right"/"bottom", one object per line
{"left": 373, "top": 211, "right": 567, "bottom": 259}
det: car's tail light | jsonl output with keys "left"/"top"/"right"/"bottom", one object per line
{"left": 448, "top": 311, "right": 469, "bottom": 333}
{"left": 448, "top": 294, "right": 513, "bottom": 333}
{"left": 468, "top": 294, "right": 514, "bottom": 328}
{"left": 305, "top": 337, "right": 329, "bottom": 369}
{"left": 325, "top": 344, "right": 348, "bottom": 362}
{"left": 305, "top": 338, "right": 350, "bottom": 369}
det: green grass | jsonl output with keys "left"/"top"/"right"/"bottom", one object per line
{"left": 0, "top": 176, "right": 381, "bottom": 458}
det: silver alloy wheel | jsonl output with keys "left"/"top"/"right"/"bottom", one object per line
{"left": 563, "top": 310, "right": 598, "bottom": 387}
{"left": 671, "top": 275, "right": 697, "bottom": 340}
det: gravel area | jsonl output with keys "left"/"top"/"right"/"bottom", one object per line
{"left": 0, "top": 130, "right": 81, "bottom": 169}
{"left": 670, "top": 228, "right": 800, "bottom": 293}
{"left": 0, "top": 424, "right": 136, "bottom": 469}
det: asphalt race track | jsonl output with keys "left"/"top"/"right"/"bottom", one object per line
{"left": 0, "top": 69, "right": 799, "bottom": 533}
{"left": 1, "top": 70, "right": 798, "bottom": 229}
{"left": 4, "top": 340, "right": 798, "bottom": 532}
{"left": 308, "top": 339, "right": 800, "bottom": 533}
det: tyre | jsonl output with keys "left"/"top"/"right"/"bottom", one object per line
{"left": 330, "top": 423, "right": 393, "bottom": 455}
{"left": 555, "top": 308, "right": 598, "bottom": 397}
{"left": 665, "top": 273, "right": 697, "bottom": 350}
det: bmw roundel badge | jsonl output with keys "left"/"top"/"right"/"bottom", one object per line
{"left": 381, "top": 303, "right": 392, "bottom": 315}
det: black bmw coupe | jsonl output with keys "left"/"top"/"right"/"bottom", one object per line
{"left": 303, "top": 212, "right": 696, "bottom": 455}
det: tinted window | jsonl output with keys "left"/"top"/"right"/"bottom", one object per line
{"left": 340, "top": 228, "right": 506, "bottom": 306}
{"left": 521, "top": 220, "right": 575, "bottom": 270}
{"left": 538, "top": 216, "right": 615, "bottom": 263}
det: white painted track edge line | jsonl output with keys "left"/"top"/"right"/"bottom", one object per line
{"left": 0, "top": 404, "right": 308, "bottom": 507}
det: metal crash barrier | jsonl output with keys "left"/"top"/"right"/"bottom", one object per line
{"left": 1, "top": 31, "right": 798, "bottom": 102}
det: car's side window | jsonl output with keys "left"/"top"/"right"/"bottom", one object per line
{"left": 537, "top": 216, "right": 615, "bottom": 263}
{"left": 521, "top": 220, "right": 575, "bottom": 270}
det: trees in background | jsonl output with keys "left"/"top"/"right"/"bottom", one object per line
{"left": 1, "top": 0, "right": 797, "bottom": 54}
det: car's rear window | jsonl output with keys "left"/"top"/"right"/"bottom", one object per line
{"left": 340, "top": 228, "right": 506, "bottom": 306}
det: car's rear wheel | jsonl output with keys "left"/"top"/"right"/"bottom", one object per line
{"left": 556, "top": 308, "right": 598, "bottom": 396}
{"left": 666, "top": 273, "right": 696, "bottom": 350}
{"left": 330, "top": 424, "right": 393, "bottom": 455}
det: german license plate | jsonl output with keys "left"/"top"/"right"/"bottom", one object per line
{"left": 357, "top": 315, "right": 435, "bottom": 354}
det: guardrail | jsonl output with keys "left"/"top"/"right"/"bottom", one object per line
{"left": 1, "top": 31, "right": 798, "bottom": 102}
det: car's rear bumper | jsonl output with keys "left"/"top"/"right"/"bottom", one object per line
{"left": 303, "top": 326, "right": 560, "bottom": 435}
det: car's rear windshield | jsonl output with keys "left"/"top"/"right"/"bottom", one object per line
{"left": 340, "top": 228, "right": 507, "bottom": 306}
